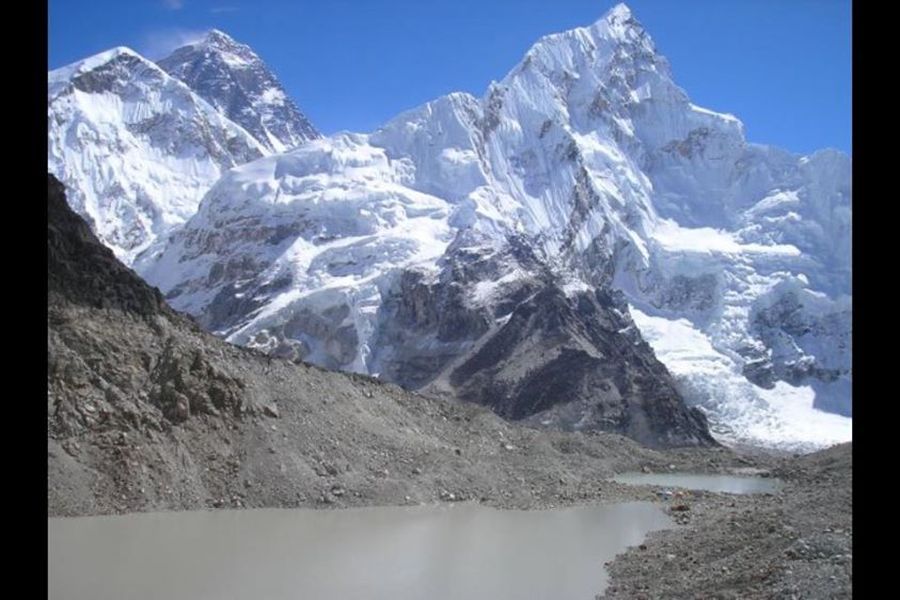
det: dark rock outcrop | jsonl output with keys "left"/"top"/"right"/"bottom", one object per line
{"left": 445, "top": 285, "right": 716, "bottom": 448}
{"left": 370, "top": 233, "right": 715, "bottom": 448}
{"left": 48, "top": 175, "right": 173, "bottom": 318}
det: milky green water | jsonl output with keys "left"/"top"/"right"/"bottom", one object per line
{"left": 48, "top": 502, "right": 672, "bottom": 600}
{"left": 612, "top": 472, "right": 782, "bottom": 494}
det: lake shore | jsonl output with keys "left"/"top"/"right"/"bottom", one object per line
{"left": 50, "top": 431, "right": 850, "bottom": 599}
{"left": 602, "top": 442, "right": 852, "bottom": 599}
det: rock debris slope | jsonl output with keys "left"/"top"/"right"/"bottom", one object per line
{"left": 142, "top": 4, "right": 850, "bottom": 450}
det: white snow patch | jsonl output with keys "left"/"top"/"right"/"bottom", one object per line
{"left": 471, "top": 269, "right": 529, "bottom": 304}
{"left": 651, "top": 219, "right": 801, "bottom": 257}
{"left": 631, "top": 307, "right": 851, "bottom": 452}
{"left": 259, "top": 87, "right": 287, "bottom": 106}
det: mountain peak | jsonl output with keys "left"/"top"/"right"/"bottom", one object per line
{"left": 98, "top": 46, "right": 143, "bottom": 62}
{"left": 49, "top": 46, "right": 162, "bottom": 97}
{"left": 157, "top": 29, "right": 319, "bottom": 151}
{"left": 50, "top": 46, "right": 148, "bottom": 78}
{"left": 204, "top": 28, "right": 237, "bottom": 45}
{"left": 510, "top": 2, "right": 653, "bottom": 75}
{"left": 591, "top": 1, "right": 649, "bottom": 42}
{"left": 194, "top": 28, "right": 253, "bottom": 56}
{"left": 605, "top": 2, "right": 633, "bottom": 21}
{"left": 168, "top": 28, "right": 258, "bottom": 67}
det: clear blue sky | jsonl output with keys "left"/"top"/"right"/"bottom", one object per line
{"left": 48, "top": 0, "right": 852, "bottom": 155}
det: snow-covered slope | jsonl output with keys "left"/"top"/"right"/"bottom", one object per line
{"left": 158, "top": 30, "right": 320, "bottom": 152}
{"left": 48, "top": 47, "right": 268, "bottom": 264}
{"left": 146, "top": 132, "right": 456, "bottom": 366}
{"left": 143, "top": 4, "right": 851, "bottom": 450}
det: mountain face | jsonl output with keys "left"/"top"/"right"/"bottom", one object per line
{"left": 158, "top": 30, "right": 320, "bottom": 152}
{"left": 140, "top": 3, "right": 849, "bottom": 450}
{"left": 48, "top": 47, "right": 268, "bottom": 265}
{"left": 48, "top": 173, "right": 693, "bottom": 517}
{"left": 139, "top": 135, "right": 714, "bottom": 447}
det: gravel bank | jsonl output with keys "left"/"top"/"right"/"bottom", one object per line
{"left": 600, "top": 442, "right": 852, "bottom": 600}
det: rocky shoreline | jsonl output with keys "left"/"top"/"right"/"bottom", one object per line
{"left": 50, "top": 425, "right": 851, "bottom": 599}
{"left": 602, "top": 442, "right": 852, "bottom": 600}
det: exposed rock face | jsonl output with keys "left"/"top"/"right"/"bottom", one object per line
{"left": 369, "top": 238, "right": 533, "bottom": 388}
{"left": 368, "top": 237, "right": 714, "bottom": 447}
{"left": 444, "top": 286, "right": 714, "bottom": 448}
{"left": 373, "top": 267, "right": 492, "bottom": 389}
{"left": 158, "top": 30, "right": 320, "bottom": 152}
{"left": 47, "top": 174, "right": 173, "bottom": 319}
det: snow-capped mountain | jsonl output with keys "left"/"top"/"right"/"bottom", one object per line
{"left": 141, "top": 4, "right": 851, "bottom": 450}
{"left": 158, "top": 30, "right": 320, "bottom": 152}
{"left": 48, "top": 47, "right": 268, "bottom": 264}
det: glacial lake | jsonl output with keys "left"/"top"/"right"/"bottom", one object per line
{"left": 612, "top": 472, "right": 782, "bottom": 494}
{"left": 48, "top": 502, "right": 672, "bottom": 600}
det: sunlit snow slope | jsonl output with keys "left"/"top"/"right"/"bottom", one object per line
{"left": 48, "top": 48, "right": 268, "bottom": 264}
{"left": 47, "top": 29, "right": 322, "bottom": 266}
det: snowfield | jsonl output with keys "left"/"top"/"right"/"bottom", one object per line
{"left": 631, "top": 308, "right": 850, "bottom": 452}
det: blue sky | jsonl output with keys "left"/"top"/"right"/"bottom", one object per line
{"left": 48, "top": 0, "right": 852, "bottom": 155}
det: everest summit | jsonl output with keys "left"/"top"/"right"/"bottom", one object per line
{"left": 158, "top": 29, "right": 320, "bottom": 152}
